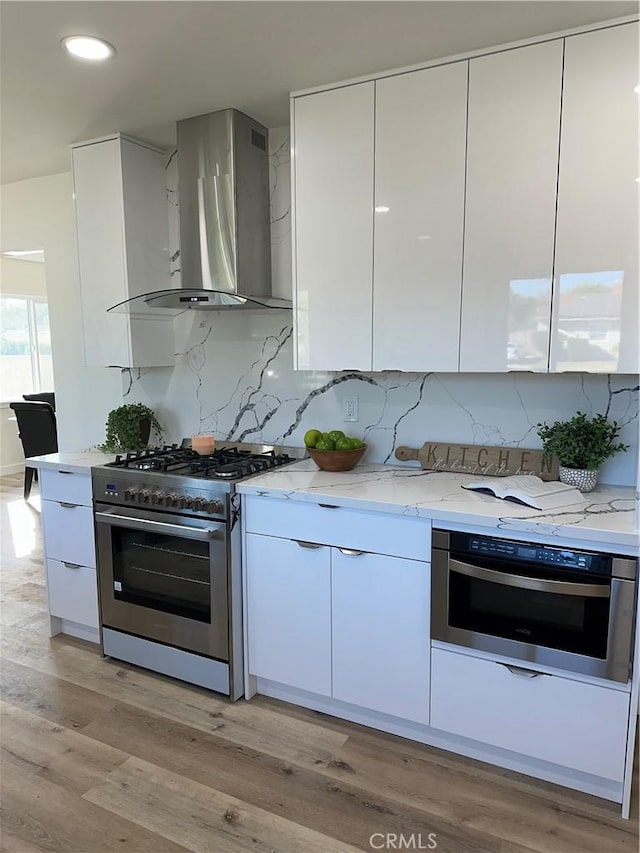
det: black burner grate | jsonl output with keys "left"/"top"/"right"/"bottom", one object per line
{"left": 108, "top": 445, "right": 293, "bottom": 480}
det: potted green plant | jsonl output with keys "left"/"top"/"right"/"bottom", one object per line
{"left": 99, "top": 403, "right": 164, "bottom": 453}
{"left": 536, "top": 412, "right": 628, "bottom": 492}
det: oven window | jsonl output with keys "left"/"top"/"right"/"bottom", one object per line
{"left": 449, "top": 569, "right": 609, "bottom": 658}
{"left": 111, "top": 528, "right": 211, "bottom": 622}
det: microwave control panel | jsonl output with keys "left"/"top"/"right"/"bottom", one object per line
{"left": 452, "top": 532, "right": 611, "bottom": 576}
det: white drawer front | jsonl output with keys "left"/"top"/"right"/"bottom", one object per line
{"left": 46, "top": 559, "right": 99, "bottom": 629}
{"left": 430, "top": 647, "right": 629, "bottom": 782}
{"left": 244, "top": 497, "right": 430, "bottom": 561}
{"left": 42, "top": 500, "right": 96, "bottom": 568}
{"left": 39, "top": 468, "right": 92, "bottom": 506}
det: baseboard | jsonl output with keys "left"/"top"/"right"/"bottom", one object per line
{"left": 0, "top": 463, "right": 24, "bottom": 477}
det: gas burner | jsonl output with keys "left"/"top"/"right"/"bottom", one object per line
{"left": 107, "top": 443, "right": 296, "bottom": 482}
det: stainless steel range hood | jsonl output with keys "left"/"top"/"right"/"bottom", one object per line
{"left": 108, "top": 109, "right": 291, "bottom": 315}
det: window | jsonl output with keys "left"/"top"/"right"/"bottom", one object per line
{"left": 0, "top": 295, "right": 53, "bottom": 402}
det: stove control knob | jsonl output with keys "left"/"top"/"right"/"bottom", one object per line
{"left": 124, "top": 487, "right": 138, "bottom": 502}
{"left": 138, "top": 489, "right": 151, "bottom": 504}
{"left": 165, "top": 493, "right": 179, "bottom": 508}
{"left": 151, "top": 491, "right": 165, "bottom": 506}
{"left": 179, "top": 495, "right": 193, "bottom": 509}
{"left": 192, "top": 497, "right": 207, "bottom": 512}
{"left": 207, "top": 499, "right": 223, "bottom": 515}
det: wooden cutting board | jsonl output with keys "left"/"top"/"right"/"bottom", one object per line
{"left": 395, "top": 441, "right": 559, "bottom": 480}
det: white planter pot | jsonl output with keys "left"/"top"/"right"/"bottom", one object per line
{"left": 558, "top": 465, "right": 599, "bottom": 493}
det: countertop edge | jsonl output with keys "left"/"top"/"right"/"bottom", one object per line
{"left": 237, "top": 480, "right": 639, "bottom": 553}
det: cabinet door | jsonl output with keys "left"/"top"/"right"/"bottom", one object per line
{"left": 431, "top": 647, "right": 629, "bottom": 781}
{"left": 73, "top": 139, "right": 132, "bottom": 368}
{"left": 460, "top": 40, "right": 563, "bottom": 372}
{"left": 292, "top": 83, "right": 374, "bottom": 370}
{"left": 551, "top": 23, "right": 639, "bottom": 373}
{"left": 39, "top": 468, "right": 92, "bottom": 506}
{"left": 46, "top": 559, "right": 99, "bottom": 629}
{"left": 246, "top": 533, "right": 331, "bottom": 695}
{"left": 41, "top": 500, "right": 96, "bottom": 568}
{"left": 332, "top": 550, "right": 430, "bottom": 723}
{"left": 373, "top": 63, "right": 467, "bottom": 371}
{"left": 72, "top": 137, "right": 174, "bottom": 368}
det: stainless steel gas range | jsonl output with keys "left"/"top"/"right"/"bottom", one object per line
{"left": 91, "top": 443, "right": 301, "bottom": 698}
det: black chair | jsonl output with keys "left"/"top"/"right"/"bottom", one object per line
{"left": 9, "top": 401, "right": 58, "bottom": 499}
{"left": 22, "top": 391, "right": 56, "bottom": 411}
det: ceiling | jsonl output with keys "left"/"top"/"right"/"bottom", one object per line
{"left": 2, "top": 0, "right": 637, "bottom": 184}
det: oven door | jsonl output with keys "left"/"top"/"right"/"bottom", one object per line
{"left": 95, "top": 504, "right": 228, "bottom": 660}
{"left": 432, "top": 547, "right": 634, "bottom": 681}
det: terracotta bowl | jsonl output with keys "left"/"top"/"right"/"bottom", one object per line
{"left": 307, "top": 445, "right": 366, "bottom": 472}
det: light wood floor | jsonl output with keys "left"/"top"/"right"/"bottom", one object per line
{"left": 1, "top": 472, "right": 638, "bottom": 853}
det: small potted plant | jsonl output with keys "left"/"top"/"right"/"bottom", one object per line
{"left": 99, "top": 403, "right": 164, "bottom": 453}
{"left": 536, "top": 412, "right": 628, "bottom": 492}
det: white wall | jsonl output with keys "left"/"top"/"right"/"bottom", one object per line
{"left": 1, "top": 172, "right": 122, "bottom": 454}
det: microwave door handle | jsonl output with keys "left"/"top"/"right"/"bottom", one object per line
{"left": 94, "top": 511, "right": 221, "bottom": 542}
{"left": 449, "top": 558, "right": 610, "bottom": 599}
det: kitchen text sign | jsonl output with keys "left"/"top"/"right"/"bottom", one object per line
{"left": 395, "top": 442, "right": 559, "bottom": 480}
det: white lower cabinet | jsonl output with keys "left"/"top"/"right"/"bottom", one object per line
{"left": 41, "top": 501, "right": 96, "bottom": 568}
{"left": 39, "top": 468, "right": 99, "bottom": 642}
{"left": 46, "top": 559, "right": 99, "bottom": 629}
{"left": 244, "top": 502, "right": 431, "bottom": 720}
{"left": 245, "top": 533, "right": 332, "bottom": 695}
{"left": 332, "top": 549, "right": 430, "bottom": 723}
{"left": 430, "top": 647, "right": 629, "bottom": 782}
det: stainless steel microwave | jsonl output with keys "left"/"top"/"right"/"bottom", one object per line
{"left": 431, "top": 529, "right": 637, "bottom": 683}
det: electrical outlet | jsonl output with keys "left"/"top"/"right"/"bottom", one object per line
{"left": 344, "top": 396, "right": 358, "bottom": 422}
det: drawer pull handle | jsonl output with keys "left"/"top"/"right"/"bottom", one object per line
{"left": 338, "top": 548, "right": 365, "bottom": 557}
{"left": 59, "top": 502, "right": 79, "bottom": 509}
{"left": 318, "top": 503, "right": 339, "bottom": 509}
{"left": 501, "top": 664, "right": 543, "bottom": 679}
{"left": 63, "top": 562, "right": 82, "bottom": 570}
{"left": 58, "top": 470, "right": 74, "bottom": 475}
{"left": 294, "top": 540, "right": 323, "bottom": 550}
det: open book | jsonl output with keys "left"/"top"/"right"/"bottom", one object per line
{"left": 462, "top": 475, "right": 585, "bottom": 510}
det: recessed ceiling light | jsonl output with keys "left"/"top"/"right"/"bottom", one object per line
{"left": 62, "top": 35, "right": 115, "bottom": 61}
{"left": 375, "top": 205, "right": 390, "bottom": 213}
{"left": 3, "top": 250, "right": 43, "bottom": 257}
{"left": 635, "top": 84, "right": 640, "bottom": 94}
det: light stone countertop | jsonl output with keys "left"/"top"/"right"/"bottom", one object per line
{"left": 28, "top": 450, "right": 116, "bottom": 474}
{"left": 238, "top": 460, "right": 639, "bottom": 553}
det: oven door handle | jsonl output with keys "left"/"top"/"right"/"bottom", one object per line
{"left": 449, "top": 558, "right": 610, "bottom": 598}
{"left": 94, "top": 511, "right": 222, "bottom": 542}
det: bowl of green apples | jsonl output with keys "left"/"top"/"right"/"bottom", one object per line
{"left": 304, "top": 428, "right": 366, "bottom": 472}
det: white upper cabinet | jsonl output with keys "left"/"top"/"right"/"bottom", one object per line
{"left": 72, "top": 134, "right": 175, "bottom": 368}
{"left": 292, "top": 83, "right": 374, "bottom": 371}
{"left": 459, "top": 40, "right": 563, "bottom": 372}
{"left": 292, "top": 20, "right": 638, "bottom": 375}
{"left": 373, "top": 63, "right": 468, "bottom": 371}
{"left": 550, "top": 22, "right": 639, "bottom": 373}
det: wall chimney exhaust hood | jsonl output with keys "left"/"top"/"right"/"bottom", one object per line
{"left": 108, "top": 109, "right": 291, "bottom": 316}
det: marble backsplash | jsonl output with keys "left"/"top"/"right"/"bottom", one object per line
{"left": 124, "top": 308, "right": 638, "bottom": 486}
{"left": 121, "top": 129, "right": 639, "bottom": 487}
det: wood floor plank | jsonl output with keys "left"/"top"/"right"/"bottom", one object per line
{"left": 0, "top": 657, "right": 118, "bottom": 730}
{"left": 84, "top": 755, "right": 363, "bottom": 853}
{"left": 1, "top": 630, "right": 349, "bottom": 770}
{"left": 0, "top": 760, "right": 189, "bottom": 853}
{"left": 0, "top": 700, "right": 129, "bottom": 795}
{"left": 81, "top": 700, "right": 502, "bottom": 853}
{"left": 322, "top": 734, "right": 637, "bottom": 853}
